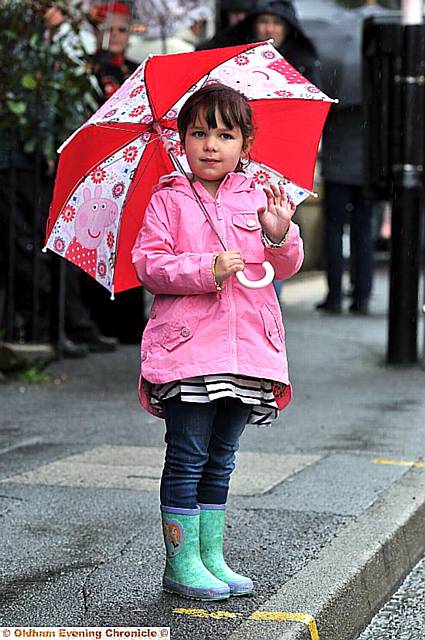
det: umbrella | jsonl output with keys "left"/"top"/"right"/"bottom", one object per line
{"left": 133, "top": 0, "right": 202, "bottom": 39}
{"left": 45, "top": 40, "right": 334, "bottom": 295}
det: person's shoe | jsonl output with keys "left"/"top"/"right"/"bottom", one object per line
{"left": 315, "top": 299, "right": 342, "bottom": 314}
{"left": 161, "top": 505, "right": 230, "bottom": 601}
{"left": 88, "top": 334, "right": 118, "bottom": 353}
{"left": 199, "top": 503, "right": 254, "bottom": 596}
{"left": 349, "top": 300, "right": 369, "bottom": 315}
{"left": 62, "top": 337, "right": 89, "bottom": 359}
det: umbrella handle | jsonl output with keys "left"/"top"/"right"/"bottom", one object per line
{"left": 235, "top": 260, "right": 275, "bottom": 289}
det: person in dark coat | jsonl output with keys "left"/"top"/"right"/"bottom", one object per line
{"left": 198, "top": 0, "right": 320, "bottom": 86}
{"left": 219, "top": 0, "right": 255, "bottom": 30}
{"left": 313, "top": 2, "right": 389, "bottom": 315}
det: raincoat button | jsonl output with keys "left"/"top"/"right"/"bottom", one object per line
{"left": 247, "top": 219, "right": 256, "bottom": 227}
{"left": 141, "top": 352, "right": 147, "bottom": 361}
{"left": 150, "top": 311, "right": 157, "bottom": 319}
{"left": 181, "top": 327, "right": 190, "bottom": 337}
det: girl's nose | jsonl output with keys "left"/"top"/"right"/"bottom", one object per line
{"left": 203, "top": 135, "right": 217, "bottom": 151}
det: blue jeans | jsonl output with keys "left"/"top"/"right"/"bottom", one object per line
{"left": 160, "top": 396, "right": 251, "bottom": 509}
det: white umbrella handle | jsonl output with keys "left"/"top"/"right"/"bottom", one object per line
{"left": 236, "top": 261, "right": 275, "bottom": 289}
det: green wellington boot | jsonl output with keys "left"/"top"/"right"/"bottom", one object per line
{"left": 161, "top": 505, "right": 230, "bottom": 600}
{"left": 199, "top": 503, "right": 254, "bottom": 596}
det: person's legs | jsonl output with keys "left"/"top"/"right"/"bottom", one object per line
{"left": 350, "top": 188, "right": 374, "bottom": 313}
{"left": 65, "top": 263, "right": 117, "bottom": 352}
{"left": 318, "top": 181, "right": 350, "bottom": 310}
{"left": 160, "top": 396, "right": 230, "bottom": 600}
{"left": 161, "top": 396, "right": 217, "bottom": 508}
{"left": 197, "top": 397, "right": 250, "bottom": 504}
{"left": 197, "top": 398, "right": 254, "bottom": 596}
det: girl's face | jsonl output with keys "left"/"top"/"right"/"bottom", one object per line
{"left": 254, "top": 14, "right": 287, "bottom": 50}
{"left": 183, "top": 108, "right": 249, "bottom": 196}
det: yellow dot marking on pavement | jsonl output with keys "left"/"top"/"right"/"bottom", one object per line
{"left": 173, "top": 608, "right": 320, "bottom": 639}
{"left": 371, "top": 458, "right": 425, "bottom": 468}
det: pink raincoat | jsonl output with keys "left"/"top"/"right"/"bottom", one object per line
{"left": 131, "top": 171, "right": 304, "bottom": 417}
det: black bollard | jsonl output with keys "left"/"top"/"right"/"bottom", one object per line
{"left": 388, "top": 23, "right": 425, "bottom": 364}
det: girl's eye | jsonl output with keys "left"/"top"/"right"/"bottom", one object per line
{"left": 221, "top": 133, "right": 233, "bottom": 140}
{"left": 192, "top": 131, "right": 205, "bottom": 138}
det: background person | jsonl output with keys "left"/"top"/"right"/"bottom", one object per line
{"left": 313, "top": 0, "right": 390, "bottom": 315}
{"left": 218, "top": 0, "right": 255, "bottom": 30}
{"left": 198, "top": 0, "right": 320, "bottom": 85}
{"left": 90, "top": 2, "right": 138, "bottom": 101}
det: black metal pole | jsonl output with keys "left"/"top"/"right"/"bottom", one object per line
{"left": 6, "top": 158, "right": 17, "bottom": 342}
{"left": 50, "top": 256, "right": 66, "bottom": 360}
{"left": 31, "top": 147, "right": 42, "bottom": 342}
{"left": 388, "top": 23, "right": 425, "bottom": 364}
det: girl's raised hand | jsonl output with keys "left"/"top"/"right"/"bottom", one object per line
{"left": 257, "top": 184, "right": 296, "bottom": 243}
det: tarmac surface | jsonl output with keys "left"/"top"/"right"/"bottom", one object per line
{"left": 0, "top": 267, "right": 424, "bottom": 639}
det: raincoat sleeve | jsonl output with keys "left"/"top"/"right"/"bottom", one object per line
{"left": 264, "top": 221, "right": 304, "bottom": 281}
{"left": 131, "top": 191, "right": 217, "bottom": 295}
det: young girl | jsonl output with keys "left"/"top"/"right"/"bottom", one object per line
{"left": 131, "top": 83, "right": 303, "bottom": 601}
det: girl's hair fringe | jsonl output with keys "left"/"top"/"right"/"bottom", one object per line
{"left": 177, "top": 83, "right": 255, "bottom": 171}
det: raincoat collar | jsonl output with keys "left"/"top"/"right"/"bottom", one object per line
{"left": 153, "top": 170, "right": 256, "bottom": 201}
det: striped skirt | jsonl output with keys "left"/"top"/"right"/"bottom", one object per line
{"left": 150, "top": 374, "right": 282, "bottom": 427}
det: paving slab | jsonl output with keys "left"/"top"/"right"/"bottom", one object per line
{"left": 1, "top": 446, "right": 321, "bottom": 497}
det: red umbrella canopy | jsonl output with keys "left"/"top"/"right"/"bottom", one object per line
{"left": 46, "top": 41, "right": 333, "bottom": 294}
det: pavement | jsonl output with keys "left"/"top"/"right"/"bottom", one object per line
{"left": 0, "top": 266, "right": 424, "bottom": 640}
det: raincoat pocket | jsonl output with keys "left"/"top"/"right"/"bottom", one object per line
{"left": 232, "top": 212, "right": 262, "bottom": 231}
{"left": 161, "top": 299, "right": 200, "bottom": 351}
{"left": 260, "top": 302, "right": 284, "bottom": 352}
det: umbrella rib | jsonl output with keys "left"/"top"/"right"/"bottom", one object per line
{"left": 144, "top": 57, "right": 159, "bottom": 122}
{"left": 110, "top": 137, "right": 167, "bottom": 294}
{"left": 93, "top": 123, "right": 145, "bottom": 134}
{"left": 123, "top": 140, "right": 160, "bottom": 208}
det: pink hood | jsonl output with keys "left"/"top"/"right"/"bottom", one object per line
{"left": 132, "top": 171, "right": 304, "bottom": 417}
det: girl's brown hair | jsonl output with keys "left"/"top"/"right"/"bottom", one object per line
{"left": 177, "top": 83, "right": 254, "bottom": 154}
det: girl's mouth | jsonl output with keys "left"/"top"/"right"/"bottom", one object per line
{"left": 88, "top": 229, "right": 101, "bottom": 239}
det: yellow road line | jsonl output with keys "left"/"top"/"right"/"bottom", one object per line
{"left": 173, "top": 608, "right": 242, "bottom": 619}
{"left": 173, "top": 607, "right": 320, "bottom": 639}
{"left": 371, "top": 457, "right": 425, "bottom": 468}
{"left": 249, "top": 611, "right": 319, "bottom": 640}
